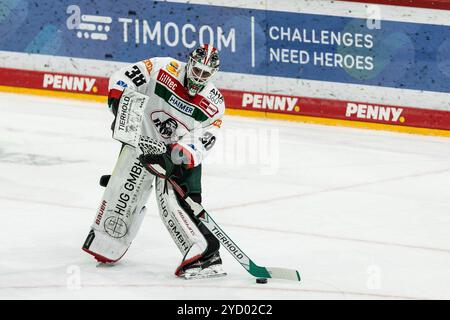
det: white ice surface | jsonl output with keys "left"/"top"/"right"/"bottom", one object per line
{"left": 0, "top": 92, "right": 449, "bottom": 300}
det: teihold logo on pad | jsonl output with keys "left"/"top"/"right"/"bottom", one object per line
{"left": 66, "top": 5, "right": 112, "bottom": 41}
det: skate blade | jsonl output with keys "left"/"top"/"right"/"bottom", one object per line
{"left": 184, "top": 272, "right": 227, "bottom": 280}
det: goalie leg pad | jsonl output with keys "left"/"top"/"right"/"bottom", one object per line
{"left": 154, "top": 178, "right": 209, "bottom": 274}
{"left": 83, "top": 144, "right": 154, "bottom": 262}
{"left": 176, "top": 193, "right": 220, "bottom": 261}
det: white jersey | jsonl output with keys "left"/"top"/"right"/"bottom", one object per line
{"left": 108, "top": 57, "right": 225, "bottom": 168}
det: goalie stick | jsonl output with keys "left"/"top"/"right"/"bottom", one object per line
{"left": 139, "top": 138, "right": 301, "bottom": 282}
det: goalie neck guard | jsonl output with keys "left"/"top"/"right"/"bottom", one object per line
{"left": 185, "top": 44, "right": 220, "bottom": 96}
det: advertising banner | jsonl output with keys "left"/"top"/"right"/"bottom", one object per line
{"left": 1, "top": 0, "right": 450, "bottom": 93}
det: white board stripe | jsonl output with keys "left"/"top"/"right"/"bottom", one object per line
{"left": 1, "top": 51, "right": 449, "bottom": 111}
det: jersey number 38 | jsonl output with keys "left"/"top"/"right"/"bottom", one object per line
{"left": 125, "top": 65, "right": 147, "bottom": 87}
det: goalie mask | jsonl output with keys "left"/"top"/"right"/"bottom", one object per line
{"left": 185, "top": 44, "right": 220, "bottom": 96}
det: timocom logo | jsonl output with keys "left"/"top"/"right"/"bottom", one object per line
{"left": 66, "top": 5, "right": 112, "bottom": 41}
{"left": 242, "top": 93, "right": 299, "bottom": 112}
{"left": 43, "top": 74, "right": 97, "bottom": 93}
{"left": 346, "top": 103, "right": 405, "bottom": 123}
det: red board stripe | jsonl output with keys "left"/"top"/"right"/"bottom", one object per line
{"left": 340, "top": 0, "right": 450, "bottom": 11}
{"left": 0, "top": 67, "right": 108, "bottom": 96}
{"left": 221, "top": 89, "right": 450, "bottom": 131}
{"left": 1, "top": 67, "right": 449, "bottom": 133}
